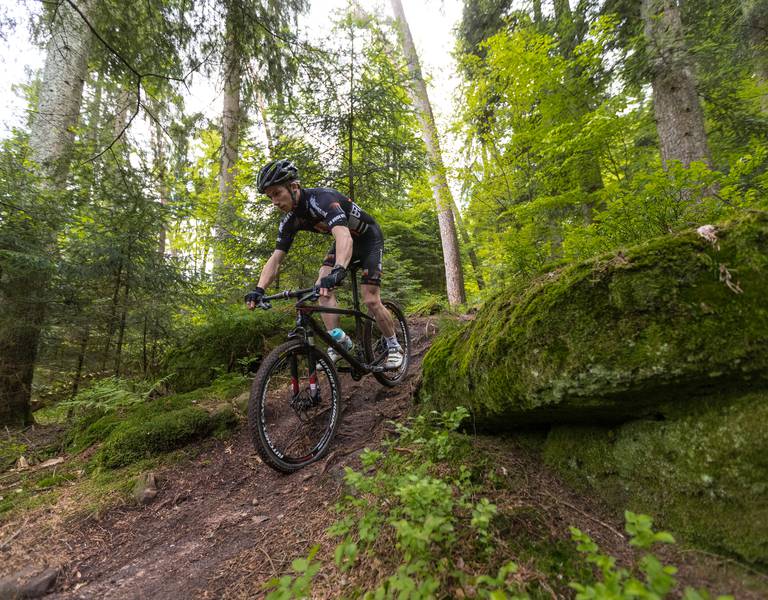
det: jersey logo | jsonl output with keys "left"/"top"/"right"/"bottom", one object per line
{"left": 309, "top": 196, "right": 327, "bottom": 217}
{"left": 350, "top": 202, "right": 362, "bottom": 218}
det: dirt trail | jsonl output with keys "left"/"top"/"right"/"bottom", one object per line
{"left": 0, "top": 318, "right": 437, "bottom": 599}
{"left": 2, "top": 316, "right": 765, "bottom": 599}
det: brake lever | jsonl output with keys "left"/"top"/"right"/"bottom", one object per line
{"left": 297, "top": 287, "right": 320, "bottom": 304}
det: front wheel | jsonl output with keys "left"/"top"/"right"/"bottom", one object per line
{"left": 248, "top": 340, "right": 342, "bottom": 473}
{"left": 363, "top": 300, "right": 411, "bottom": 387}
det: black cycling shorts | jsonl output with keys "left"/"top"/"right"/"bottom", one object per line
{"left": 322, "top": 224, "right": 384, "bottom": 286}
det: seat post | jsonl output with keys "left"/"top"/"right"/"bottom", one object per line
{"left": 349, "top": 265, "right": 360, "bottom": 311}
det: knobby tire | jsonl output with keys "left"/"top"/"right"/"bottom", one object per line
{"left": 363, "top": 300, "right": 411, "bottom": 387}
{"left": 248, "top": 340, "right": 342, "bottom": 473}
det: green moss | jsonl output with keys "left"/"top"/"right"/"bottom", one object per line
{"left": 163, "top": 307, "right": 289, "bottom": 393}
{"left": 542, "top": 389, "right": 768, "bottom": 565}
{"left": 421, "top": 212, "right": 768, "bottom": 426}
{"left": 68, "top": 412, "right": 122, "bottom": 452}
{"left": 96, "top": 406, "right": 213, "bottom": 469}
{"left": 210, "top": 405, "right": 239, "bottom": 437}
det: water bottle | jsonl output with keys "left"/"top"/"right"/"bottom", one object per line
{"left": 329, "top": 328, "right": 354, "bottom": 352}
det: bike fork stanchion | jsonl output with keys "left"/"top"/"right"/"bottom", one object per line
{"left": 307, "top": 345, "right": 320, "bottom": 403}
{"left": 290, "top": 353, "right": 299, "bottom": 396}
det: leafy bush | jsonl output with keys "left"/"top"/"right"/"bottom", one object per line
{"left": 269, "top": 408, "right": 734, "bottom": 599}
{"left": 163, "top": 305, "right": 290, "bottom": 393}
{"left": 570, "top": 512, "right": 733, "bottom": 600}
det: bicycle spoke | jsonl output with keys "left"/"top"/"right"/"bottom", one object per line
{"left": 253, "top": 343, "right": 340, "bottom": 469}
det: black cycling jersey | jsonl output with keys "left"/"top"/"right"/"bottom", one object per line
{"left": 275, "top": 187, "right": 378, "bottom": 253}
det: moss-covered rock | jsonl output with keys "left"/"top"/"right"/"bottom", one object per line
{"left": 541, "top": 389, "right": 768, "bottom": 565}
{"left": 421, "top": 213, "right": 768, "bottom": 426}
{"left": 66, "top": 387, "right": 242, "bottom": 469}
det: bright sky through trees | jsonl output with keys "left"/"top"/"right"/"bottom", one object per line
{"left": 0, "top": 0, "right": 462, "bottom": 144}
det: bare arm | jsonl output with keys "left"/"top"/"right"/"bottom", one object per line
{"left": 256, "top": 250, "right": 286, "bottom": 289}
{"left": 330, "top": 226, "right": 353, "bottom": 268}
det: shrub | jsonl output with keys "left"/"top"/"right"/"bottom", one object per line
{"left": 163, "top": 306, "right": 290, "bottom": 392}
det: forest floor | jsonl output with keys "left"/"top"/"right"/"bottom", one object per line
{"left": 1, "top": 316, "right": 766, "bottom": 599}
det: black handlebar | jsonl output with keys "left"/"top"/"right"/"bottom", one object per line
{"left": 263, "top": 286, "right": 319, "bottom": 303}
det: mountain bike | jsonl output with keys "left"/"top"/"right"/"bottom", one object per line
{"left": 248, "top": 266, "right": 411, "bottom": 473}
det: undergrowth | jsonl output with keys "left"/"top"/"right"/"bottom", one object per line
{"left": 265, "top": 407, "right": 734, "bottom": 599}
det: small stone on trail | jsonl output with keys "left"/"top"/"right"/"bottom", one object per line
{"left": 252, "top": 515, "right": 269, "bottom": 524}
{"left": 0, "top": 566, "right": 60, "bottom": 599}
{"left": 133, "top": 472, "right": 159, "bottom": 505}
{"left": 23, "top": 568, "right": 60, "bottom": 597}
{"left": 16, "top": 456, "right": 29, "bottom": 470}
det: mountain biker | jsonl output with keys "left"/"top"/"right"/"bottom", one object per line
{"left": 245, "top": 159, "right": 404, "bottom": 369}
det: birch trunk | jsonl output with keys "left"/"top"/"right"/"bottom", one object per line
{"left": 642, "top": 0, "right": 711, "bottom": 168}
{"left": 390, "top": 0, "right": 466, "bottom": 305}
{"left": 214, "top": 6, "right": 242, "bottom": 276}
{"left": 0, "top": 0, "right": 94, "bottom": 426}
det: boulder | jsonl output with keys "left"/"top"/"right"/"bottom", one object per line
{"left": 542, "top": 389, "right": 768, "bottom": 565}
{"left": 421, "top": 213, "right": 768, "bottom": 427}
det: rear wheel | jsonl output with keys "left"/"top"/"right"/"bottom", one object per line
{"left": 248, "top": 340, "right": 342, "bottom": 473}
{"left": 363, "top": 300, "right": 411, "bottom": 387}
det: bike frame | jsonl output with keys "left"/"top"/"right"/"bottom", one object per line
{"left": 270, "top": 268, "right": 389, "bottom": 377}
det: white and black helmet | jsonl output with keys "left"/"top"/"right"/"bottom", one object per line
{"left": 257, "top": 159, "right": 299, "bottom": 193}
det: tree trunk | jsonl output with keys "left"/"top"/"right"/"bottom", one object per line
{"left": 743, "top": 0, "right": 768, "bottom": 113}
{"left": 214, "top": 5, "right": 242, "bottom": 276}
{"left": 256, "top": 92, "right": 275, "bottom": 154}
{"left": 102, "top": 258, "right": 123, "bottom": 369}
{"left": 532, "top": 0, "right": 543, "bottom": 26}
{"left": 390, "top": 0, "right": 466, "bottom": 305}
{"left": 70, "top": 326, "right": 90, "bottom": 400}
{"left": 348, "top": 22, "right": 356, "bottom": 200}
{"left": 0, "top": 0, "right": 94, "bottom": 426}
{"left": 114, "top": 264, "right": 131, "bottom": 377}
{"left": 150, "top": 104, "right": 168, "bottom": 256}
{"left": 641, "top": 0, "right": 711, "bottom": 168}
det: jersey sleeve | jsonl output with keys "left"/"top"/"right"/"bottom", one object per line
{"left": 275, "top": 213, "right": 297, "bottom": 252}
{"left": 309, "top": 193, "right": 348, "bottom": 230}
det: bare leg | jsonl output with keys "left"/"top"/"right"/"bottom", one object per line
{"left": 362, "top": 284, "right": 395, "bottom": 339}
{"left": 317, "top": 265, "right": 340, "bottom": 331}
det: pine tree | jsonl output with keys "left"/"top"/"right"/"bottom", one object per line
{"left": 0, "top": 0, "right": 95, "bottom": 426}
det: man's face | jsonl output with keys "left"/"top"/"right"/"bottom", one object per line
{"left": 264, "top": 182, "right": 298, "bottom": 213}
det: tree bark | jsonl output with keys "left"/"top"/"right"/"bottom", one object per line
{"left": 114, "top": 264, "right": 131, "bottom": 377}
{"left": 214, "top": 5, "right": 242, "bottom": 276}
{"left": 70, "top": 326, "right": 90, "bottom": 400}
{"left": 532, "top": 0, "right": 543, "bottom": 26}
{"left": 256, "top": 92, "right": 275, "bottom": 154}
{"left": 150, "top": 104, "right": 168, "bottom": 256}
{"left": 642, "top": 0, "right": 711, "bottom": 168}
{"left": 390, "top": 0, "right": 466, "bottom": 305}
{"left": 0, "top": 0, "right": 94, "bottom": 426}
